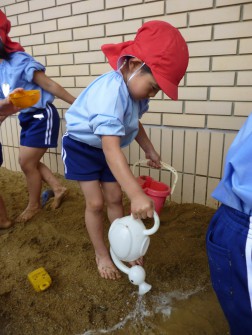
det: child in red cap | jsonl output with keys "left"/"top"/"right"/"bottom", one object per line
{"left": 0, "top": 10, "right": 76, "bottom": 223}
{"left": 62, "top": 20, "right": 189, "bottom": 280}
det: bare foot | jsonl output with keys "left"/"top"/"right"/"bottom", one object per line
{"left": 96, "top": 255, "right": 121, "bottom": 280}
{"left": 51, "top": 187, "right": 68, "bottom": 210}
{"left": 0, "top": 219, "right": 13, "bottom": 229}
{"left": 129, "top": 256, "right": 144, "bottom": 267}
{"left": 16, "top": 207, "right": 41, "bottom": 223}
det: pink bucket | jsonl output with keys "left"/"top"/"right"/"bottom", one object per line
{"left": 137, "top": 176, "right": 171, "bottom": 215}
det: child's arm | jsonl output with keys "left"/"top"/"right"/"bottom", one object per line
{"left": 102, "top": 135, "right": 154, "bottom": 219}
{"left": 135, "top": 121, "right": 161, "bottom": 167}
{"left": 33, "top": 71, "right": 76, "bottom": 105}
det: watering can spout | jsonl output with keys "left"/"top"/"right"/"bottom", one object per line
{"left": 110, "top": 249, "right": 151, "bottom": 296}
{"left": 139, "top": 282, "right": 152, "bottom": 295}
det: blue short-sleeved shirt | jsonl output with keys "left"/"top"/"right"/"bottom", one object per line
{"left": 0, "top": 52, "right": 54, "bottom": 113}
{"left": 65, "top": 70, "right": 149, "bottom": 148}
{"left": 212, "top": 113, "right": 252, "bottom": 215}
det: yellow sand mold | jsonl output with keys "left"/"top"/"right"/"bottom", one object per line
{"left": 9, "top": 89, "right": 40, "bottom": 108}
{"left": 28, "top": 267, "right": 52, "bottom": 292}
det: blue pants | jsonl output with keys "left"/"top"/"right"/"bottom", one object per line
{"left": 61, "top": 134, "right": 116, "bottom": 182}
{"left": 206, "top": 204, "right": 252, "bottom": 335}
{"left": 18, "top": 103, "right": 59, "bottom": 148}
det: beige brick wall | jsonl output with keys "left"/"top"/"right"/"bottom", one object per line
{"left": 1, "top": 0, "right": 252, "bottom": 208}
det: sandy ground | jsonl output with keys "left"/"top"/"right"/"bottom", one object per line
{"left": 0, "top": 167, "right": 229, "bottom": 335}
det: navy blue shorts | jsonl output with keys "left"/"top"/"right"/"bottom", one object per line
{"left": 61, "top": 134, "right": 116, "bottom": 182}
{"left": 206, "top": 204, "right": 252, "bottom": 335}
{"left": 18, "top": 103, "right": 60, "bottom": 148}
{"left": 0, "top": 142, "right": 3, "bottom": 166}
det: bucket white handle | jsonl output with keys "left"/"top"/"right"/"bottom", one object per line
{"left": 132, "top": 160, "right": 178, "bottom": 195}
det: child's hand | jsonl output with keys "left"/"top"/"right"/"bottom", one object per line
{"left": 0, "top": 88, "right": 24, "bottom": 117}
{"left": 145, "top": 150, "right": 161, "bottom": 168}
{"left": 131, "top": 191, "right": 154, "bottom": 219}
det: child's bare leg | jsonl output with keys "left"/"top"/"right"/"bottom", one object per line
{"left": 39, "top": 162, "right": 67, "bottom": 209}
{"left": 17, "top": 146, "right": 45, "bottom": 222}
{"left": 79, "top": 180, "right": 121, "bottom": 280}
{"left": 102, "top": 181, "right": 124, "bottom": 222}
{"left": 102, "top": 181, "right": 144, "bottom": 267}
{"left": 0, "top": 195, "right": 12, "bottom": 229}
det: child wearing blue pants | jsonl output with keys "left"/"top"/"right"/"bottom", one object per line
{"left": 0, "top": 11, "right": 76, "bottom": 223}
{"left": 62, "top": 21, "right": 189, "bottom": 280}
{"left": 206, "top": 113, "right": 252, "bottom": 335}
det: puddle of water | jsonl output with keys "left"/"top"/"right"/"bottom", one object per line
{"left": 82, "top": 287, "right": 229, "bottom": 335}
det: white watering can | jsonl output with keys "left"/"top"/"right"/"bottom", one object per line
{"left": 108, "top": 211, "right": 160, "bottom": 295}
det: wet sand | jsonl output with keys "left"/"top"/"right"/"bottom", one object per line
{"left": 0, "top": 167, "right": 229, "bottom": 335}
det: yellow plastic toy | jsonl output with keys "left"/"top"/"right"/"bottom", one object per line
{"left": 9, "top": 89, "right": 40, "bottom": 108}
{"left": 28, "top": 267, "right": 52, "bottom": 292}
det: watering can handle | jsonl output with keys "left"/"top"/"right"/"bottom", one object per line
{"left": 143, "top": 211, "right": 160, "bottom": 236}
{"left": 132, "top": 160, "right": 178, "bottom": 194}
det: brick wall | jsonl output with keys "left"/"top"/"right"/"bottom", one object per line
{"left": 1, "top": 0, "right": 252, "bottom": 208}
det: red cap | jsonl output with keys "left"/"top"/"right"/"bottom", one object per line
{"left": 101, "top": 20, "right": 189, "bottom": 100}
{"left": 0, "top": 10, "right": 24, "bottom": 53}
